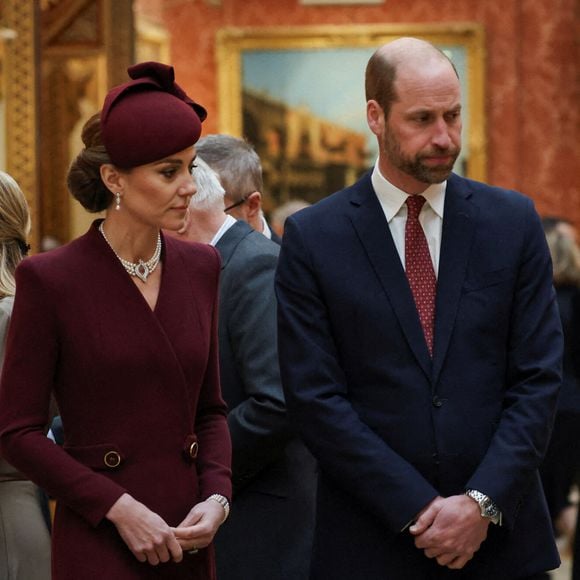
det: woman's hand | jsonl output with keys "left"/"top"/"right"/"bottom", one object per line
{"left": 106, "top": 493, "right": 183, "bottom": 565}
{"left": 172, "top": 499, "right": 225, "bottom": 553}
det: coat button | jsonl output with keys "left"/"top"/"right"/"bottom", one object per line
{"left": 189, "top": 441, "right": 199, "bottom": 459}
{"left": 103, "top": 451, "right": 121, "bottom": 468}
{"left": 432, "top": 396, "right": 443, "bottom": 408}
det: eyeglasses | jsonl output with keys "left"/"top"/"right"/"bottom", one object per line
{"left": 224, "top": 192, "right": 255, "bottom": 213}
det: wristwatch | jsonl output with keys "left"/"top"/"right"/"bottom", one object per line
{"left": 207, "top": 493, "right": 230, "bottom": 523}
{"left": 465, "top": 489, "right": 502, "bottom": 525}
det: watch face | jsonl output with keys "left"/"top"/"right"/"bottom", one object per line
{"left": 483, "top": 502, "right": 498, "bottom": 518}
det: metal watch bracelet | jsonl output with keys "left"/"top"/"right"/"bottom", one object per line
{"left": 465, "top": 488, "right": 502, "bottom": 525}
{"left": 207, "top": 493, "right": 230, "bottom": 523}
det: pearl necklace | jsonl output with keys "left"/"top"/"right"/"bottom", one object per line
{"left": 99, "top": 222, "right": 162, "bottom": 283}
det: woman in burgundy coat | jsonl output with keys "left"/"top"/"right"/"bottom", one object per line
{"left": 0, "top": 62, "right": 232, "bottom": 579}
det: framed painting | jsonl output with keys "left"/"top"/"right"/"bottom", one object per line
{"left": 217, "top": 23, "right": 485, "bottom": 206}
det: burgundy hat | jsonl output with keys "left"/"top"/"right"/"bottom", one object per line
{"left": 101, "top": 61, "right": 207, "bottom": 168}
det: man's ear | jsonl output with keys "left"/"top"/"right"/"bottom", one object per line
{"left": 244, "top": 191, "right": 262, "bottom": 219}
{"left": 100, "top": 164, "right": 124, "bottom": 194}
{"left": 366, "top": 100, "right": 384, "bottom": 137}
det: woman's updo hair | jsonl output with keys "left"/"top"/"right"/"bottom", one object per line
{"left": 66, "top": 113, "right": 114, "bottom": 213}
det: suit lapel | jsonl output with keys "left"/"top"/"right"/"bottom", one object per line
{"left": 215, "top": 220, "right": 253, "bottom": 269}
{"left": 348, "top": 176, "right": 432, "bottom": 378}
{"left": 432, "top": 175, "right": 477, "bottom": 383}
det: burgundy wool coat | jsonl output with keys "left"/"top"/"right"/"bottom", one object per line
{"left": 0, "top": 221, "right": 232, "bottom": 580}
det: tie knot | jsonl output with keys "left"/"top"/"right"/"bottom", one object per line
{"left": 406, "top": 195, "right": 426, "bottom": 219}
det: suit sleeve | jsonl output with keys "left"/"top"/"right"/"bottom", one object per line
{"left": 569, "top": 289, "right": 580, "bottom": 380}
{"left": 194, "top": 247, "right": 233, "bottom": 501}
{"left": 224, "top": 247, "right": 291, "bottom": 492}
{"left": 466, "top": 199, "right": 563, "bottom": 528}
{"left": 0, "top": 260, "right": 127, "bottom": 527}
{"left": 276, "top": 216, "right": 438, "bottom": 534}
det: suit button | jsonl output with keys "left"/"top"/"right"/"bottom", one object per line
{"left": 432, "top": 396, "right": 443, "bottom": 408}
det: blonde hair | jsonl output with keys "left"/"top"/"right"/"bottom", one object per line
{"left": 0, "top": 171, "right": 31, "bottom": 298}
{"left": 545, "top": 227, "right": 580, "bottom": 287}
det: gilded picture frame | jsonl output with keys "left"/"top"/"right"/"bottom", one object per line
{"left": 217, "top": 23, "right": 486, "bottom": 206}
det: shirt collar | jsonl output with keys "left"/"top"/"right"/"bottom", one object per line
{"left": 261, "top": 214, "right": 272, "bottom": 239}
{"left": 371, "top": 160, "right": 446, "bottom": 221}
{"left": 210, "top": 214, "right": 237, "bottom": 246}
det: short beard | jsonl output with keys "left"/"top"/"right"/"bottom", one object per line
{"left": 382, "top": 127, "right": 459, "bottom": 184}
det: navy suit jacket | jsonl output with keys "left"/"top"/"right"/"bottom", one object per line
{"left": 276, "top": 172, "right": 563, "bottom": 579}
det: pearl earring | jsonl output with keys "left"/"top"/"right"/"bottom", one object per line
{"left": 114, "top": 192, "right": 121, "bottom": 211}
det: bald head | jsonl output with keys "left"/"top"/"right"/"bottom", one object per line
{"left": 365, "top": 37, "right": 458, "bottom": 118}
{"left": 376, "top": 37, "right": 452, "bottom": 66}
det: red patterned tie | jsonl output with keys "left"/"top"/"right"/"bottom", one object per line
{"left": 405, "top": 195, "right": 436, "bottom": 356}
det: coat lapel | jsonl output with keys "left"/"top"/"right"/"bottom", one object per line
{"left": 90, "top": 223, "right": 196, "bottom": 420}
{"left": 432, "top": 174, "right": 478, "bottom": 383}
{"left": 348, "top": 176, "right": 433, "bottom": 379}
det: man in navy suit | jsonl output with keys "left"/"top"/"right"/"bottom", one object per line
{"left": 275, "top": 37, "right": 563, "bottom": 579}
{"left": 171, "top": 158, "right": 316, "bottom": 579}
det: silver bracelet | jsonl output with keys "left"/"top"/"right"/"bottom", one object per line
{"left": 207, "top": 493, "right": 230, "bottom": 522}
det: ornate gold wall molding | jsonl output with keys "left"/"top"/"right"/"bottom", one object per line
{"left": 1, "top": 0, "right": 39, "bottom": 250}
{"left": 39, "top": 0, "right": 133, "bottom": 244}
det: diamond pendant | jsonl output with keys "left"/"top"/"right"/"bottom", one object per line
{"left": 135, "top": 260, "right": 150, "bottom": 283}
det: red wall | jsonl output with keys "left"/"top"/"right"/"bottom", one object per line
{"left": 137, "top": 0, "right": 578, "bottom": 223}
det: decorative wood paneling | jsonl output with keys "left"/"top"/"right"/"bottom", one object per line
{"left": 39, "top": 0, "right": 133, "bottom": 244}
{"left": 2, "top": 0, "right": 39, "bottom": 250}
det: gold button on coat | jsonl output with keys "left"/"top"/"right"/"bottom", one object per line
{"left": 189, "top": 441, "right": 199, "bottom": 459}
{"left": 103, "top": 451, "right": 121, "bottom": 468}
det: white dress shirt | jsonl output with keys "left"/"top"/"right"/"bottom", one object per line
{"left": 210, "top": 215, "right": 237, "bottom": 246}
{"left": 371, "top": 162, "right": 446, "bottom": 276}
{"left": 261, "top": 214, "right": 273, "bottom": 240}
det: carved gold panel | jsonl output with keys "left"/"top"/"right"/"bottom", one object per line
{"left": 0, "top": 0, "right": 39, "bottom": 250}
{"left": 40, "top": 0, "right": 133, "bottom": 245}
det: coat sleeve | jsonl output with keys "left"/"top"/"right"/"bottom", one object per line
{"left": 224, "top": 247, "right": 291, "bottom": 492}
{"left": 276, "top": 216, "right": 439, "bottom": 534}
{"left": 0, "top": 260, "right": 127, "bottom": 527}
{"left": 194, "top": 248, "right": 233, "bottom": 502}
{"left": 466, "top": 199, "right": 563, "bottom": 528}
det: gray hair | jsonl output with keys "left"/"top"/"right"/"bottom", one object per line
{"left": 195, "top": 134, "right": 263, "bottom": 203}
{"left": 191, "top": 156, "right": 225, "bottom": 210}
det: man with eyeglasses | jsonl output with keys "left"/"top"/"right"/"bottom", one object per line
{"left": 168, "top": 157, "right": 316, "bottom": 580}
{"left": 196, "top": 134, "right": 282, "bottom": 244}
